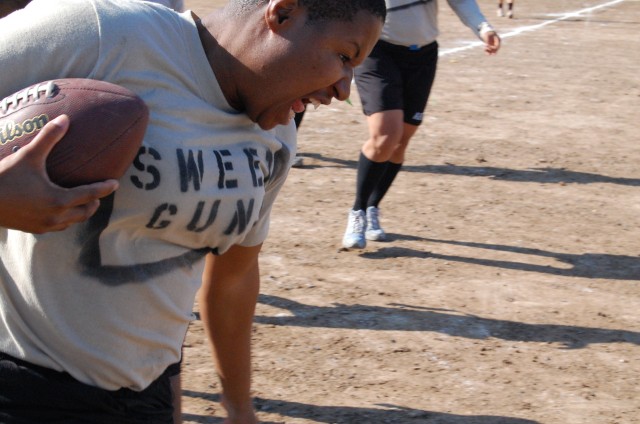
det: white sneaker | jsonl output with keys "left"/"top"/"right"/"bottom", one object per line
{"left": 507, "top": 10, "right": 513, "bottom": 18}
{"left": 497, "top": 8, "right": 504, "bottom": 17}
{"left": 365, "top": 206, "right": 386, "bottom": 241}
{"left": 342, "top": 209, "right": 367, "bottom": 249}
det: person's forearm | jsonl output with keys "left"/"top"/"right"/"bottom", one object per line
{"left": 447, "top": 0, "right": 490, "bottom": 38}
{"left": 200, "top": 284, "right": 257, "bottom": 410}
{"left": 199, "top": 251, "right": 260, "bottom": 414}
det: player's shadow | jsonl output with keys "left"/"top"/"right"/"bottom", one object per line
{"left": 181, "top": 392, "right": 540, "bottom": 424}
{"left": 292, "top": 152, "right": 355, "bottom": 169}
{"left": 363, "top": 236, "right": 640, "bottom": 281}
{"left": 294, "top": 156, "right": 640, "bottom": 187}
{"left": 254, "top": 295, "right": 639, "bottom": 349}
{"left": 401, "top": 164, "right": 640, "bottom": 186}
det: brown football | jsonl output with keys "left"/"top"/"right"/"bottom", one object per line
{"left": 0, "top": 78, "right": 149, "bottom": 187}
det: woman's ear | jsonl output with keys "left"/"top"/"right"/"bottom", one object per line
{"left": 265, "top": 0, "right": 300, "bottom": 30}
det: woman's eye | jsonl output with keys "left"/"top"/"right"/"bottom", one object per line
{"left": 340, "top": 54, "right": 351, "bottom": 63}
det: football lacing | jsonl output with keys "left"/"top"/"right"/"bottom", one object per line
{"left": 0, "top": 81, "right": 58, "bottom": 113}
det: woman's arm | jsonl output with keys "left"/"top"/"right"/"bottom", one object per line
{"left": 199, "top": 244, "right": 262, "bottom": 424}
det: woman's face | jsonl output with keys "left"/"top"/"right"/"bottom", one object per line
{"left": 244, "top": 9, "right": 383, "bottom": 130}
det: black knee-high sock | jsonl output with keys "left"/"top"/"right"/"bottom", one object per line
{"left": 353, "top": 153, "right": 387, "bottom": 211}
{"left": 367, "top": 162, "right": 402, "bottom": 208}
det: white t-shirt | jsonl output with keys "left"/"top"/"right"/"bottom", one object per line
{"left": 382, "top": 0, "right": 488, "bottom": 47}
{"left": 0, "top": 0, "right": 296, "bottom": 391}
{"left": 147, "top": 0, "right": 185, "bottom": 11}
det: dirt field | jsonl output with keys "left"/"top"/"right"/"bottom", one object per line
{"left": 179, "top": 1, "right": 640, "bottom": 423}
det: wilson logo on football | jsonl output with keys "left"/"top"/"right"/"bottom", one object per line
{"left": 0, "top": 115, "right": 50, "bottom": 146}
{"left": 0, "top": 81, "right": 58, "bottom": 149}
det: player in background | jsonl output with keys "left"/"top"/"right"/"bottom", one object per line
{"left": 0, "top": 1, "right": 385, "bottom": 423}
{"left": 341, "top": 0, "right": 500, "bottom": 250}
{"left": 497, "top": 0, "right": 514, "bottom": 18}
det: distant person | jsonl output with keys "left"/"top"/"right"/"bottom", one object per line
{"left": 342, "top": 0, "right": 501, "bottom": 249}
{"left": 497, "top": 0, "right": 514, "bottom": 18}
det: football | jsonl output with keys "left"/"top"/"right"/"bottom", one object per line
{"left": 0, "top": 78, "right": 149, "bottom": 187}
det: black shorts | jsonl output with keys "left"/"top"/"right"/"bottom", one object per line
{"left": 355, "top": 40, "right": 439, "bottom": 126}
{"left": 0, "top": 352, "right": 178, "bottom": 424}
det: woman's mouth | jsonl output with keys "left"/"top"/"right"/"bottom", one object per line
{"left": 289, "top": 97, "right": 325, "bottom": 119}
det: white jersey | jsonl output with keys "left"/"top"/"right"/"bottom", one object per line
{"left": 146, "top": 0, "right": 184, "bottom": 12}
{"left": 0, "top": 0, "right": 296, "bottom": 391}
{"left": 382, "top": 0, "right": 489, "bottom": 47}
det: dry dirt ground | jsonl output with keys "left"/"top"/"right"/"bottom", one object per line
{"left": 180, "top": 1, "right": 640, "bottom": 423}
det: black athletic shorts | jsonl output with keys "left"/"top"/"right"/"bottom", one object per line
{"left": 0, "top": 351, "right": 178, "bottom": 424}
{"left": 355, "top": 40, "right": 439, "bottom": 126}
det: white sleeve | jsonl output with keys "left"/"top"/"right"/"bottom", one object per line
{"left": 446, "top": 0, "right": 491, "bottom": 39}
{"left": 0, "top": 0, "right": 100, "bottom": 98}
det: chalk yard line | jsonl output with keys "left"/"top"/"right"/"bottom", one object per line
{"left": 439, "top": 0, "right": 626, "bottom": 57}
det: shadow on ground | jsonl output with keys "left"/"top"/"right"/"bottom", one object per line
{"left": 182, "top": 392, "right": 540, "bottom": 424}
{"left": 362, "top": 236, "right": 640, "bottom": 281}
{"left": 251, "top": 294, "right": 639, "bottom": 349}
{"left": 295, "top": 154, "right": 640, "bottom": 186}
